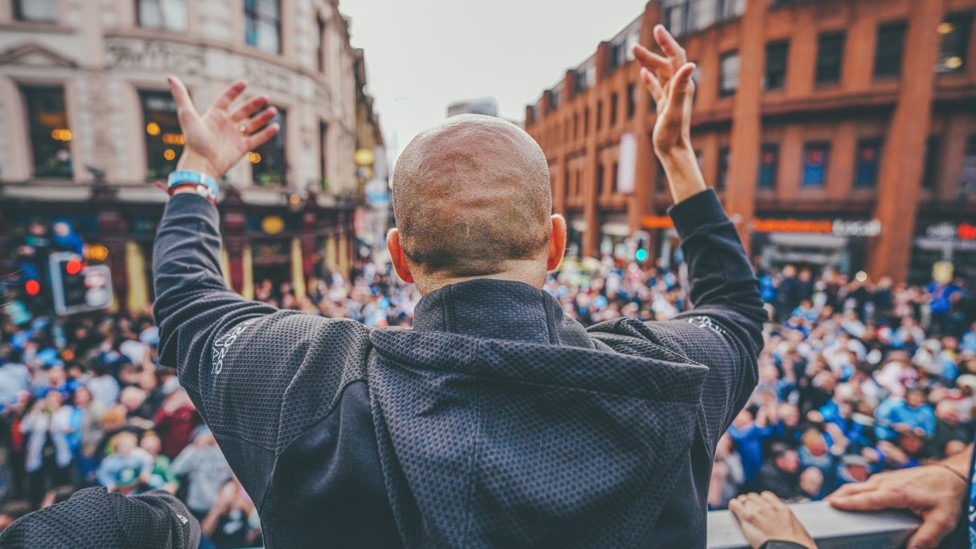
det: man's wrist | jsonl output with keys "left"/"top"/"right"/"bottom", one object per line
{"left": 176, "top": 151, "right": 221, "bottom": 182}
{"left": 657, "top": 146, "right": 707, "bottom": 204}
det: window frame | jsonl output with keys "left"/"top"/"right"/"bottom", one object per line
{"left": 764, "top": 40, "right": 789, "bottom": 91}
{"left": 853, "top": 138, "right": 883, "bottom": 188}
{"left": 22, "top": 85, "right": 73, "bottom": 179}
{"left": 815, "top": 32, "right": 846, "bottom": 86}
{"left": 250, "top": 106, "right": 287, "bottom": 186}
{"left": 136, "top": 0, "right": 189, "bottom": 32}
{"left": 801, "top": 142, "right": 831, "bottom": 187}
{"left": 873, "top": 21, "right": 908, "bottom": 79}
{"left": 938, "top": 13, "right": 973, "bottom": 74}
{"left": 719, "top": 51, "right": 740, "bottom": 97}
{"left": 758, "top": 143, "right": 779, "bottom": 189}
{"left": 139, "top": 89, "right": 184, "bottom": 181}
{"left": 244, "top": 0, "right": 282, "bottom": 54}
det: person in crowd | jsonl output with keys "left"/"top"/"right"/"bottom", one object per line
{"left": 797, "top": 466, "right": 825, "bottom": 502}
{"left": 72, "top": 385, "right": 105, "bottom": 486}
{"left": 170, "top": 428, "right": 233, "bottom": 521}
{"left": 21, "top": 391, "right": 75, "bottom": 507}
{"left": 140, "top": 431, "right": 179, "bottom": 494}
{"left": 96, "top": 432, "right": 153, "bottom": 495}
{"left": 728, "top": 408, "right": 773, "bottom": 486}
{"left": 874, "top": 387, "right": 936, "bottom": 441}
{"left": 757, "top": 443, "right": 802, "bottom": 501}
{"left": 200, "top": 478, "right": 261, "bottom": 549}
{"left": 153, "top": 387, "right": 201, "bottom": 460}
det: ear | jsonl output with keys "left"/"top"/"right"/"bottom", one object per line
{"left": 547, "top": 215, "right": 567, "bottom": 272}
{"left": 386, "top": 229, "right": 414, "bottom": 284}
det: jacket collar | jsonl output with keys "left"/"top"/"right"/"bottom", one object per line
{"left": 412, "top": 279, "right": 592, "bottom": 348}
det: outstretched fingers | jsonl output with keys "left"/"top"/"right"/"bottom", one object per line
{"left": 669, "top": 62, "right": 696, "bottom": 109}
{"left": 640, "top": 68, "right": 664, "bottom": 104}
{"left": 245, "top": 123, "right": 281, "bottom": 150}
{"left": 240, "top": 106, "right": 278, "bottom": 135}
{"left": 231, "top": 94, "right": 270, "bottom": 123}
{"left": 214, "top": 79, "right": 248, "bottom": 112}
{"left": 654, "top": 24, "right": 688, "bottom": 73}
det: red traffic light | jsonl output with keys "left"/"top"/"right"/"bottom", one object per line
{"left": 65, "top": 258, "right": 84, "bottom": 276}
{"left": 25, "top": 279, "right": 41, "bottom": 296}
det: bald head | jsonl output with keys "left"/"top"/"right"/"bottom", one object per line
{"left": 392, "top": 115, "right": 553, "bottom": 281}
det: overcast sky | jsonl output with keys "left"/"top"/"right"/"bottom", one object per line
{"left": 340, "top": 0, "right": 645, "bottom": 162}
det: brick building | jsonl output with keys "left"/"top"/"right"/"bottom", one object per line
{"left": 524, "top": 0, "right": 976, "bottom": 284}
{"left": 0, "top": 0, "right": 383, "bottom": 312}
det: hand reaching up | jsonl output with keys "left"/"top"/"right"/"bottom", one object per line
{"left": 166, "top": 76, "right": 280, "bottom": 181}
{"left": 631, "top": 25, "right": 697, "bottom": 156}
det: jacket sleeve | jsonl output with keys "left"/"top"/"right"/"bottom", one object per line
{"left": 0, "top": 487, "right": 200, "bottom": 549}
{"left": 152, "top": 193, "right": 368, "bottom": 507}
{"left": 611, "top": 190, "right": 765, "bottom": 450}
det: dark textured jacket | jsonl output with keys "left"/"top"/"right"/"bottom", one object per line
{"left": 153, "top": 189, "right": 765, "bottom": 548}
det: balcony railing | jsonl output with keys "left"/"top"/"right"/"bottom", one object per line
{"left": 707, "top": 501, "right": 921, "bottom": 549}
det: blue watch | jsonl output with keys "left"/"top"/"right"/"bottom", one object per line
{"left": 167, "top": 170, "right": 220, "bottom": 202}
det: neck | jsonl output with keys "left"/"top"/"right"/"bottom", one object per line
{"left": 414, "top": 260, "right": 548, "bottom": 295}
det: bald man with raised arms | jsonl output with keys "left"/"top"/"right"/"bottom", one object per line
{"left": 153, "top": 27, "right": 766, "bottom": 548}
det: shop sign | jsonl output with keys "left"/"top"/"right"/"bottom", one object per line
{"left": 641, "top": 215, "right": 882, "bottom": 237}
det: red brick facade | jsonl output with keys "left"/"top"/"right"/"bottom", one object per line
{"left": 525, "top": 0, "right": 976, "bottom": 284}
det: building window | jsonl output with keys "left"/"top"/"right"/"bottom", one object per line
{"left": 137, "top": 0, "right": 188, "bottom": 31}
{"left": 626, "top": 83, "right": 636, "bottom": 119}
{"left": 251, "top": 107, "right": 286, "bottom": 185}
{"left": 764, "top": 41, "right": 789, "bottom": 90}
{"left": 610, "top": 93, "right": 618, "bottom": 126}
{"left": 854, "top": 139, "right": 882, "bottom": 188}
{"left": 596, "top": 100, "right": 603, "bottom": 130}
{"left": 874, "top": 22, "right": 908, "bottom": 78}
{"left": 961, "top": 135, "right": 976, "bottom": 196}
{"left": 815, "top": 32, "right": 845, "bottom": 85}
{"left": 141, "top": 91, "right": 182, "bottom": 181}
{"left": 802, "top": 143, "right": 830, "bottom": 187}
{"left": 921, "top": 137, "right": 939, "bottom": 190}
{"left": 23, "top": 86, "right": 72, "bottom": 178}
{"left": 938, "top": 14, "right": 972, "bottom": 73}
{"left": 656, "top": 160, "right": 667, "bottom": 193}
{"left": 14, "top": 0, "right": 57, "bottom": 21}
{"left": 612, "top": 162, "right": 619, "bottom": 193}
{"left": 549, "top": 87, "right": 561, "bottom": 112}
{"left": 758, "top": 144, "right": 778, "bottom": 189}
{"left": 319, "top": 121, "right": 328, "bottom": 191}
{"left": 719, "top": 51, "right": 740, "bottom": 96}
{"left": 245, "top": 0, "right": 281, "bottom": 54}
{"left": 717, "top": 147, "right": 730, "bottom": 191}
{"left": 316, "top": 17, "right": 327, "bottom": 73}
{"left": 584, "top": 107, "right": 590, "bottom": 134}
{"left": 597, "top": 163, "right": 605, "bottom": 196}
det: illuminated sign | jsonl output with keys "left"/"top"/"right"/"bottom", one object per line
{"left": 924, "top": 222, "right": 976, "bottom": 241}
{"left": 641, "top": 215, "right": 882, "bottom": 236}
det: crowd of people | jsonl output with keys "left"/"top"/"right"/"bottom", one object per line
{"left": 1, "top": 254, "right": 974, "bottom": 543}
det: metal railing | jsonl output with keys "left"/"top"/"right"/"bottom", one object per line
{"left": 707, "top": 501, "right": 921, "bottom": 549}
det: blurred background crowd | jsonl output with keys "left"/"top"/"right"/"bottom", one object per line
{"left": 1, "top": 256, "right": 975, "bottom": 546}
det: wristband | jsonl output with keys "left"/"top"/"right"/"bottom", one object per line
{"left": 167, "top": 170, "right": 220, "bottom": 203}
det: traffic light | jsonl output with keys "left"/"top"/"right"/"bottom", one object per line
{"left": 633, "top": 231, "right": 650, "bottom": 263}
{"left": 48, "top": 252, "right": 113, "bottom": 315}
{"left": 50, "top": 253, "right": 87, "bottom": 313}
